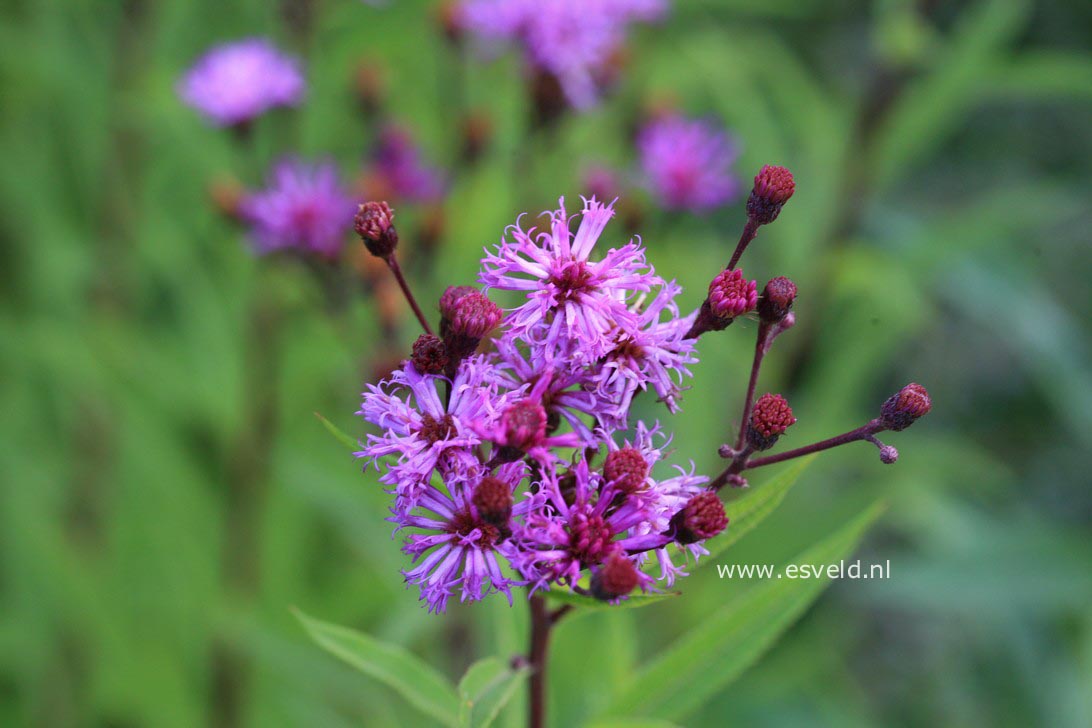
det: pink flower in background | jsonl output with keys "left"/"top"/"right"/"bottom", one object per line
{"left": 373, "top": 126, "right": 447, "bottom": 203}
{"left": 239, "top": 159, "right": 355, "bottom": 258}
{"left": 179, "top": 38, "right": 304, "bottom": 126}
{"left": 638, "top": 114, "right": 741, "bottom": 213}
{"left": 457, "top": 0, "right": 668, "bottom": 108}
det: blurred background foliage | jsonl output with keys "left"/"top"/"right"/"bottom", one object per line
{"left": 1, "top": 0, "right": 1090, "bottom": 726}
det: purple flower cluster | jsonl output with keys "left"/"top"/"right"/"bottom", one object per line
{"left": 178, "top": 39, "right": 304, "bottom": 126}
{"left": 357, "top": 197, "right": 710, "bottom": 612}
{"left": 354, "top": 168, "right": 930, "bottom": 614}
{"left": 457, "top": 0, "right": 668, "bottom": 108}
{"left": 638, "top": 113, "right": 741, "bottom": 213}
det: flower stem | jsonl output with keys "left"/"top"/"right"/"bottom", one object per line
{"left": 528, "top": 594, "right": 552, "bottom": 728}
{"left": 726, "top": 219, "right": 759, "bottom": 270}
{"left": 385, "top": 253, "right": 434, "bottom": 335}
{"left": 733, "top": 323, "right": 771, "bottom": 452}
{"left": 742, "top": 420, "right": 884, "bottom": 470}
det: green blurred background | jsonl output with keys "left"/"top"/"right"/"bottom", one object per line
{"left": 2, "top": 0, "right": 1090, "bottom": 726}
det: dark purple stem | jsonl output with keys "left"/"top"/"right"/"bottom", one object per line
{"left": 743, "top": 419, "right": 885, "bottom": 471}
{"left": 726, "top": 219, "right": 759, "bottom": 270}
{"left": 528, "top": 594, "right": 551, "bottom": 728}
{"left": 733, "top": 323, "right": 772, "bottom": 452}
{"left": 385, "top": 254, "right": 434, "bottom": 336}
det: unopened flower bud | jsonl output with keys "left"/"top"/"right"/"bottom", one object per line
{"left": 880, "top": 383, "right": 931, "bottom": 431}
{"left": 708, "top": 268, "right": 758, "bottom": 319}
{"left": 410, "top": 334, "right": 448, "bottom": 375}
{"left": 685, "top": 268, "right": 757, "bottom": 338}
{"left": 746, "top": 165, "right": 795, "bottom": 225}
{"left": 603, "top": 448, "right": 649, "bottom": 495}
{"left": 590, "top": 552, "right": 640, "bottom": 601}
{"left": 670, "top": 491, "right": 729, "bottom": 544}
{"left": 354, "top": 201, "right": 397, "bottom": 257}
{"left": 449, "top": 291, "right": 502, "bottom": 340}
{"left": 501, "top": 400, "right": 547, "bottom": 452}
{"left": 472, "top": 476, "right": 513, "bottom": 526}
{"left": 747, "top": 393, "right": 796, "bottom": 451}
{"left": 879, "top": 445, "right": 899, "bottom": 464}
{"left": 757, "top": 276, "right": 797, "bottom": 324}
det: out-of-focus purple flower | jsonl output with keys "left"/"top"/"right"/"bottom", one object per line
{"left": 583, "top": 165, "right": 623, "bottom": 203}
{"left": 373, "top": 126, "right": 447, "bottom": 203}
{"left": 480, "top": 197, "right": 657, "bottom": 364}
{"left": 239, "top": 159, "right": 356, "bottom": 258}
{"left": 178, "top": 38, "right": 304, "bottom": 126}
{"left": 457, "top": 0, "right": 668, "bottom": 108}
{"left": 637, "top": 114, "right": 741, "bottom": 213}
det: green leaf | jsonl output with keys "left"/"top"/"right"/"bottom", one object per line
{"left": 871, "top": 0, "right": 1032, "bottom": 190}
{"left": 314, "top": 411, "right": 358, "bottom": 452}
{"left": 456, "top": 657, "right": 530, "bottom": 728}
{"left": 542, "top": 587, "right": 680, "bottom": 611}
{"left": 599, "top": 501, "right": 887, "bottom": 720}
{"left": 585, "top": 720, "right": 681, "bottom": 728}
{"left": 294, "top": 609, "right": 460, "bottom": 727}
{"left": 701, "top": 456, "right": 817, "bottom": 564}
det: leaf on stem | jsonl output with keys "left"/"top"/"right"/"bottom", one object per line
{"left": 294, "top": 608, "right": 460, "bottom": 727}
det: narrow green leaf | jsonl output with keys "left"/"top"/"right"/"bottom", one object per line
{"left": 585, "top": 720, "right": 681, "bottom": 728}
{"left": 542, "top": 587, "right": 679, "bottom": 611}
{"left": 314, "top": 411, "right": 358, "bottom": 452}
{"left": 294, "top": 609, "right": 460, "bottom": 727}
{"left": 600, "top": 501, "right": 887, "bottom": 720}
{"left": 701, "top": 455, "right": 817, "bottom": 564}
{"left": 457, "top": 657, "right": 530, "bottom": 728}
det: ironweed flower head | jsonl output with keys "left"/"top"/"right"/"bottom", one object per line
{"left": 708, "top": 268, "right": 758, "bottom": 319}
{"left": 239, "top": 159, "right": 354, "bottom": 258}
{"left": 747, "top": 393, "right": 796, "bottom": 451}
{"left": 354, "top": 201, "right": 398, "bottom": 258}
{"left": 880, "top": 383, "right": 931, "bottom": 431}
{"left": 746, "top": 165, "right": 795, "bottom": 225}
{"left": 757, "top": 276, "right": 797, "bottom": 324}
{"left": 179, "top": 38, "right": 304, "bottom": 126}
{"left": 411, "top": 334, "right": 449, "bottom": 375}
{"left": 670, "top": 491, "right": 728, "bottom": 544}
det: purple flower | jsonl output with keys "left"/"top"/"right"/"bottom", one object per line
{"left": 638, "top": 114, "right": 741, "bottom": 213}
{"left": 178, "top": 38, "right": 304, "bottom": 126}
{"left": 397, "top": 464, "right": 527, "bottom": 613}
{"left": 511, "top": 457, "right": 666, "bottom": 593}
{"left": 373, "top": 126, "right": 447, "bottom": 203}
{"left": 457, "top": 0, "right": 667, "bottom": 108}
{"left": 474, "top": 374, "right": 583, "bottom": 469}
{"left": 604, "top": 423, "right": 710, "bottom": 586}
{"left": 239, "top": 159, "right": 356, "bottom": 258}
{"left": 358, "top": 357, "right": 517, "bottom": 514}
{"left": 593, "top": 280, "right": 698, "bottom": 427}
{"left": 480, "top": 197, "right": 657, "bottom": 364}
